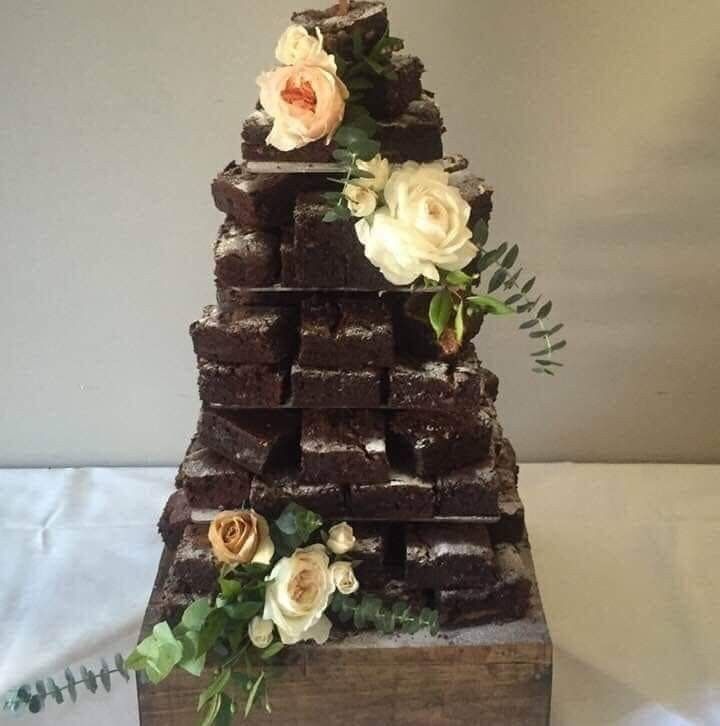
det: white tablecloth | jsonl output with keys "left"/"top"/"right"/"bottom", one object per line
{"left": 1, "top": 465, "right": 718, "bottom": 726}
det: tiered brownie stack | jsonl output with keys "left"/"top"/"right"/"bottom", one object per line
{"left": 158, "top": 1, "right": 533, "bottom": 631}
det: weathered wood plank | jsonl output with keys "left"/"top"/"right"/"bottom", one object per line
{"left": 137, "top": 546, "right": 552, "bottom": 725}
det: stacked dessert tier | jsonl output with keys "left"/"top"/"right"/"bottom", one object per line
{"left": 158, "top": 0, "right": 533, "bottom": 632}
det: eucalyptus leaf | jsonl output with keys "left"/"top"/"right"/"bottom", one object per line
{"left": 537, "top": 360, "right": 564, "bottom": 367}
{"left": 502, "top": 244, "right": 519, "bottom": 269}
{"left": 64, "top": 669, "right": 77, "bottom": 703}
{"left": 334, "top": 125, "right": 369, "bottom": 148}
{"left": 537, "top": 300, "right": 553, "bottom": 319}
{"left": 473, "top": 219, "right": 489, "bottom": 247}
{"left": 488, "top": 267, "right": 508, "bottom": 293}
{"left": 99, "top": 660, "right": 112, "bottom": 693}
{"left": 522, "top": 276, "right": 536, "bottom": 294}
{"left": 519, "top": 319, "right": 539, "bottom": 330}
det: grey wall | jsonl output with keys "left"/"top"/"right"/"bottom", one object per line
{"left": 1, "top": 0, "right": 719, "bottom": 467}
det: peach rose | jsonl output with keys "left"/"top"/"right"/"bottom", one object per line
{"left": 257, "top": 64, "right": 349, "bottom": 151}
{"left": 208, "top": 510, "right": 274, "bottom": 566}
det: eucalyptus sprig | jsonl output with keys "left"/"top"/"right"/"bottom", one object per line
{"left": 332, "top": 593, "right": 440, "bottom": 635}
{"left": 474, "top": 238, "right": 567, "bottom": 374}
{"left": 2, "top": 655, "right": 131, "bottom": 717}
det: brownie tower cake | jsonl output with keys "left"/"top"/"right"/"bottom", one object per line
{"left": 158, "top": 1, "right": 536, "bottom": 633}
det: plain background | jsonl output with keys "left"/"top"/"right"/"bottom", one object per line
{"left": 1, "top": 0, "right": 719, "bottom": 467}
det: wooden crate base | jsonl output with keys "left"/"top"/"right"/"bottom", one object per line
{"left": 137, "top": 546, "right": 552, "bottom": 726}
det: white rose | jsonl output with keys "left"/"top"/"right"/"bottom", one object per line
{"left": 326, "top": 522, "right": 356, "bottom": 555}
{"left": 275, "top": 26, "right": 336, "bottom": 73}
{"left": 257, "top": 64, "right": 349, "bottom": 151}
{"left": 263, "top": 544, "right": 336, "bottom": 645}
{"left": 343, "top": 184, "right": 377, "bottom": 218}
{"left": 355, "top": 162, "right": 478, "bottom": 286}
{"left": 355, "top": 155, "right": 390, "bottom": 193}
{"left": 329, "top": 561, "right": 359, "bottom": 595}
{"left": 248, "top": 617, "right": 275, "bottom": 650}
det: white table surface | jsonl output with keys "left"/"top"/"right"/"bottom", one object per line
{"left": 1, "top": 464, "right": 718, "bottom": 726}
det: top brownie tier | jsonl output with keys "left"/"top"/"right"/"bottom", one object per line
{"left": 291, "top": 2, "right": 389, "bottom": 60}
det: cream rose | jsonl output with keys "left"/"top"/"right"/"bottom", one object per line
{"left": 355, "top": 154, "right": 391, "bottom": 193}
{"left": 326, "top": 522, "right": 356, "bottom": 555}
{"left": 275, "top": 26, "right": 336, "bottom": 73}
{"left": 343, "top": 183, "right": 377, "bottom": 218}
{"left": 355, "top": 162, "right": 478, "bottom": 286}
{"left": 208, "top": 510, "right": 274, "bottom": 567}
{"left": 257, "top": 64, "right": 349, "bottom": 151}
{"left": 248, "top": 617, "right": 275, "bottom": 650}
{"left": 263, "top": 544, "right": 335, "bottom": 645}
{"left": 329, "top": 561, "right": 359, "bottom": 595}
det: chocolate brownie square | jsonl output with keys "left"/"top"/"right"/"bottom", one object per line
{"left": 213, "top": 220, "right": 280, "bottom": 288}
{"left": 292, "top": 193, "right": 387, "bottom": 289}
{"left": 298, "top": 297, "right": 394, "bottom": 370}
{"left": 389, "top": 349, "right": 499, "bottom": 410}
{"left": 250, "top": 471, "right": 346, "bottom": 520}
{"left": 300, "top": 410, "right": 389, "bottom": 485}
{"left": 175, "top": 437, "right": 252, "bottom": 510}
{"left": 198, "top": 360, "right": 287, "bottom": 407}
{"left": 348, "top": 474, "right": 434, "bottom": 520}
{"left": 198, "top": 408, "right": 299, "bottom": 475}
{"left": 350, "top": 524, "right": 389, "bottom": 588}
{"left": 490, "top": 469, "right": 526, "bottom": 545}
{"left": 405, "top": 523, "right": 496, "bottom": 589}
{"left": 363, "top": 54, "right": 424, "bottom": 120}
{"left": 291, "top": 366, "right": 385, "bottom": 408}
{"left": 388, "top": 410, "right": 494, "bottom": 477}
{"left": 435, "top": 458, "right": 501, "bottom": 518}
{"left": 437, "top": 543, "right": 532, "bottom": 627}
{"left": 449, "top": 170, "right": 494, "bottom": 228}
{"left": 169, "top": 525, "right": 217, "bottom": 596}
{"left": 211, "top": 162, "right": 309, "bottom": 229}
{"left": 291, "top": 2, "right": 389, "bottom": 60}
{"left": 191, "top": 305, "right": 296, "bottom": 365}
{"left": 157, "top": 490, "right": 192, "bottom": 549}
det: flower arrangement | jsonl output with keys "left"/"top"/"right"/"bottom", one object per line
{"left": 257, "top": 23, "right": 566, "bottom": 372}
{"left": 3, "top": 504, "right": 438, "bottom": 723}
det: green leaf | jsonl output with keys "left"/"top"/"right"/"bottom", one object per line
{"left": 260, "top": 642, "right": 284, "bottom": 660}
{"left": 502, "top": 244, "right": 519, "bottom": 269}
{"left": 199, "top": 693, "right": 222, "bottom": 726}
{"left": 332, "top": 148, "right": 354, "bottom": 164}
{"left": 198, "top": 609, "right": 227, "bottom": 656}
{"left": 224, "top": 601, "right": 263, "bottom": 621}
{"left": 352, "top": 138, "right": 382, "bottom": 161}
{"left": 537, "top": 359, "right": 564, "bottom": 367}
{"left": 503, "top": 267, "right": 523, "bottom": 290}
{"left": 455, "top": 302, "right": 465, "bottom": 344}
{"left": 321, "top": 191, "right": 342, "bottom": 204}
{"left": 466, "top": 295, "right": 514, "bottom": 316}
{"left": 219, "top": 579, "right": 242, "bottom": 602}
{"left": 529, "top": 329, "right": 548, "bottom": 339}
{"left": 544, "top": 323, "right": 565, "bottom": 337}
{"left": 80, "top": 667, "right": 97, "bottom": 694}
{"left": 46, "top": 678, "right": 64, "bottom": 705}
{"left": 99, "top": 660, "right": 112, "bottom": 692}
{"left": 429, "top": 289, "right": 452, "bottom": 339}
{"left": 475, "top": 242, "right": 508, "bottom": 273}
{"left": 532, "top": 340, "right": 566, "bottom": 356}
{"left": 537, "top": 300, "right": 553, "bottom": 319}
{"left": 28, "top": 695, "right": 44, "bottom": 714}
{"left": 519, "top": 319, "right": 540, "bottom": 330}
{"left": 65, "top": 669, "right": 77, "bottom": 703}
{"left": 334, "top": 125, "right": 369, "bottom": 148}
{"left": 198, "top": 668, "right": 231, "bottom": 713}
{"left": 505, "top": 294, "right": 523, "bottom": 305}
{"left": 445, "top": 270, "right": 473, "bottom": 287}
{"left": 488, "top": 267, "right": 508, "bottom": 293}
{"left": 182, "top": 598, "right": 213, "bottom": 632}
{"left": 115, "top": 653, "right": 130, "bottom": 681}
{"left": 473, "top": 219, "right": 489, "bottom": 247}
{"left": 244, "top": 672, "right": 265, "bottom": 719}
{"left": 34, "top": 680, "right": 47, "bottom": 701}
{"left": 346, "top": 77, "right": 374, "bottom": 91}
{"left": 522, "top": 277, "right": 536, "bottom": 294}
{"left": 215, "top": 694, "right": 234, "bottom": 726}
